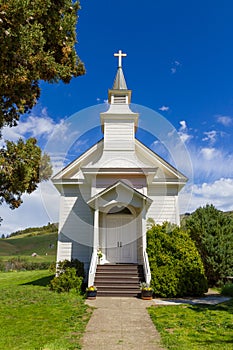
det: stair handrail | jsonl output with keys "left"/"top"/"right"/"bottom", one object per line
{"left": 143, "top": 250, "right": 151, "bottom": 285}
{"left": 88, "top": 248, "right": 98, "bottom": 287}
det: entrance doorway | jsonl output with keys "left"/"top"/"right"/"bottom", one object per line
{"left": 105, "top": 207, "right": 137, "bottom": 263}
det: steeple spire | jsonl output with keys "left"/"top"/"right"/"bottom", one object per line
{"left": 108, "top": 50, "right": 131, "bottom": 103}
{"left": 112, "top": 50, "right": 128, "bottom": 90}
{"left": 112, "top": 68, "right": 127, "bottom": 90}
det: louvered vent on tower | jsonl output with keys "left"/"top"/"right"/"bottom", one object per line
{"left": 113, "top": 95, "right": 127, "bottom": 104}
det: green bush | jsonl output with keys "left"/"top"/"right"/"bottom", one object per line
{"left": 147, "top": 222, "right": 208, "bottom": 297}
{"left": 221, "top": 283, "right": 233, "bottom": 297}
{"left": 50, "top": 267, "right": 83, "bottom": 293}
{"left": 56, "top": 259, "right": 85, "bottom": 278}
{"left": 182, "top": 204, "right": 233, "bottom": 286}
{"left": 0, "top": 259, "right": 5, "bottom": 271}
{"left": 4, "top": 257, "right": 51, "bottom": 271}
{"left": 50, "top": 259, "right": 85, "bottom": 294}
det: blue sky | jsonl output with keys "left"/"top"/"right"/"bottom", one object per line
{"left": 1, "top": 0, "right": 233, "bottom": 235}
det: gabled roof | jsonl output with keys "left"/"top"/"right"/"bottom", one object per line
{"left": 135, "top": 139, "right": 187, "bottom": 181}
{"left": 52, "top": 139, "right": 103, "bottom": 182}
{"left": 87, "top": 180, "right": 152, "bottom": 209}
{"left": 52, "top": 137, "right": 187, "bottom": 186}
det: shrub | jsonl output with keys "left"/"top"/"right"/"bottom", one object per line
{"left": 147, "top": 222, "right": 208, "bottom": 297}
{"left": 56, "top": 259, "right": 85, "bottom": 279}
{"left": 50, "top": 267, "right": 83, "bottom": 293}
{"left": 221, "top": 283, "right": 233, "bottom": 297}
{"left": 182, "top": 204, "right": 233, "bottom": 286}
{"left": 50, "top": 259, "right": 85, "bottom": 294}
{"left": 0, "top": 259, "right": 5, "bottom": 271}
{"left": 4, "top": 257, "right": 51, "bottom": 271}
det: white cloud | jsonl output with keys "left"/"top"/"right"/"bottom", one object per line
{"left": 0, "top": 183, "right": 59, "bottom": 236}
{"left": 0, "top": 112, "right": 80, "bottom": 175}
{"left": 179, "top": 133, "right": 190, "bottom": 143}
{"left": 171, "top": 67, "right": 177, "bottom": 74}
{"left": 193, "top": 178, "right": 233, "bottom": 198}
{"left": 149, "top": 119, "right": 233, "bottom": 214}
{"left": 188, "top": 144, "right": 233, "bottom": 181}
{"left": 171, "top": 60, "right": 182, "bottom": 74}
{"left": 179, "top": 120, "right": 187, "bottom": 130}
{"left": 159, "top": 106, "right": 170, "bottom": 112}
{"left": 1, "top": 112, "right": 64, "bottom": 143}
{"left": 200, "top": 147, "right": 217, "bottom": 160}
{"left": 216, "top": 115, "right": 232, "bottom": 127}
{"left": 178, "top": 120, "right": 192, "bottom": 143}
{"left": 180, "top": 178, "right": 233, "bottom": 213}
{"left": 50, "top": 153, "right": 69, "bottom": 175}
{"left": 202, "top": 130, "right": 217, "bottom": 144}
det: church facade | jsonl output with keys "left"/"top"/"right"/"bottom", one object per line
{"left": 52, "top": 51, "right": 187, "bottom": 286}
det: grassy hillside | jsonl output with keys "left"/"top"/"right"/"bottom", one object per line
{"left": 0, "top": 230, "right": 57, "bottom": 263}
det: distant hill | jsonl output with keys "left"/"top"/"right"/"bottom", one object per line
{"left": 8, "top": 223, "right": 58, "bottom": 238}
{"left": 0, "top": 224, "right": 58, "bottom": 260}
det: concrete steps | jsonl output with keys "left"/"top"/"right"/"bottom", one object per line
{"left": 94, "top": 264, "right": 144, "bottom": 297}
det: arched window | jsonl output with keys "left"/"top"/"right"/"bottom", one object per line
{"left": 108, "top": 206, "right": 132, "bottom": 215}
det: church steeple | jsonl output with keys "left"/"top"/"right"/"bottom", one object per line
{"left": 112, "top": 67, "right": 127, "bottom": 90}
{"left": 108, "top": 50, "right": 132, "bottom": 104}
{"left": 101, "top": 50, "right": 138, "bottom": 151}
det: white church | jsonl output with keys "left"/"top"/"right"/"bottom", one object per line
{"left": 52, "top": 51, "right": 187, "bottom": 295}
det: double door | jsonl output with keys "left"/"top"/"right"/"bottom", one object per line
{"left": 106, "top": 215, "right": 137, "bottom": 263}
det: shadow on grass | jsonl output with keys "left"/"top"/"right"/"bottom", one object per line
{"left": 196, "top": 338, "right": 233, "bottom": 346}
{"left": 189, "top": 298, "right": 233, "bottom": 314}
{"left": 22, "top": 274, "right": 54, "bottom": 287}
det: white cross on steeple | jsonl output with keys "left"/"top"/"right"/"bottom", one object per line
{"left": 114, "top": 50, "right": 127, "bottom": 68}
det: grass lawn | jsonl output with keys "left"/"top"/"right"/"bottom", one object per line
{"left": 148, "top": 299, "right": 233, "bottom": 350}
{"left": 0, "top": 270, "right": 92, "bottom": 350}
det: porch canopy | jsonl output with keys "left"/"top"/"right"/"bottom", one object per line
{"left": 87, "top": 180, "right": 152, "bottom": 211}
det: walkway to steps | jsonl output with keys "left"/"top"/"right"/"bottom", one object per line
{"left": 82, "top": 297, "right": 165, "bottom": 350}
{"left": 82, "top": 292, "right": 230, "bottom": 349}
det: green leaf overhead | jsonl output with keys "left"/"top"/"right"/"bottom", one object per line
{"left": 0, "top": 0, "right": 85, "bottom": 212}
{"left": 0, "top": 0, "right": 85, "bottom": 129}
{"left": 0, "top": 138, "right": 52, "bottom": 209}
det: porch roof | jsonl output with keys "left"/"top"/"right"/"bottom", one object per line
{"left": 87, "top": 180, "right": 152, "bottom": 210}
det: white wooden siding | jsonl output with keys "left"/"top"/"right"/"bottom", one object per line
{"left": 104, "top": 120, "right": 134, "bottom": 150}
{"left": 148, "top": 185, "right": 178, "bottom": 196}
{"left": 57, "top": 242, "right": 72, "bottom": 262}
{"left": 146, "top": 196, "right": 178, "bottom": 224}
{"left": 59, "top": 195, "right": 77, "bottom": 230}
{"left": 57, "top": 186, "right": 93, "bottom": 264}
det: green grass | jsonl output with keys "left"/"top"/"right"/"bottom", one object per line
{"left": 148, "top": 300, "right": 233, "bottom": 350}
{"left": 0, "top": 232, "right": 57, "bottom": 262}
{"left": 0, "top": 270, "right": 92, "bottom": 350}
{"left": 1, "top": 254, "right": 55, "bottom": 264}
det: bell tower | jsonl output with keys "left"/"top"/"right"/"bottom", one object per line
{"left": 100, "top": 50, "right": 138, "bottom": 151}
